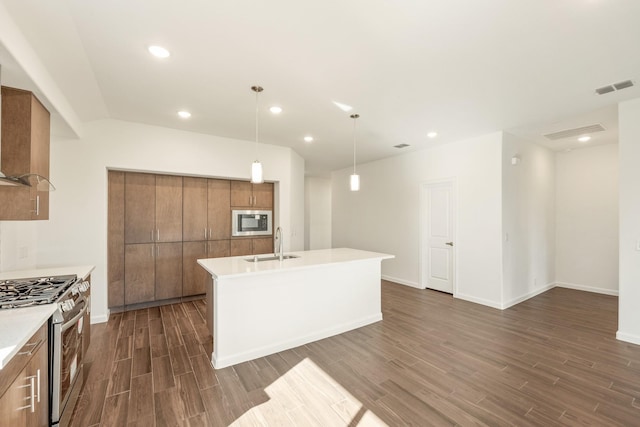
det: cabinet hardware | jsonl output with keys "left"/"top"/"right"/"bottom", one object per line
{"left": 157, "top": 229, "right": 160, "bottom": 241}
{"left": 204, "top": 228, "right": 207, "bottom": 239}
{"left": 18, "top": 338, "right": 44, "bottom": 356}
{"left": 36, "top": 195, "right": 40, "bottom": 216}
{"left": 209, "top": 228, "right": 212, "bottom": 239}
{"left": 445, "top": 242, "right": 454, "bottom": 246}
{"left": 36, "top": 368, "right": 41, "bottom": 402}
{"left": 29, "top": 375, "right": 35, "bottom": 412}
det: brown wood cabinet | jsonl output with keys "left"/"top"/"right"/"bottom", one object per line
{"left": 124, "top": 173, "right": 183, "bottom": 244}
{"left": 0, "top": 86, "right": 51, "bottom": 221}
{"left": 108, "top": 171, "right": 125, "bottom": 307}
{"left": 0, "top": 324, "right": 48, "bottom": 427}
{"left": 183, "top": 177, "right": 231, "bottom": 241}
{"left": 230, "top": 181, "right": 273, "bottom": 209}
{"left": 124, "top": 243, "right": 156, "bottom": 305}
{"left": 182, "top": 241, "right": 208, "bottom": 297}
{"left": 155, "top": 242, "right": 183, "bottom": 300}
{"left": 108, "top": 171, "right": 275, "bottom": 309}
{"left": 230, "top": 237, "right": 273, "bottom": 256}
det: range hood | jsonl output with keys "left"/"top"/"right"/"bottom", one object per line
{"left": 0, "top": 64, "right": 55, "bottom": 190}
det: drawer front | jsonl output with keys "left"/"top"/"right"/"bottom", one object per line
{"left": 0, "top": 322, "right": 47, "bottom": 398}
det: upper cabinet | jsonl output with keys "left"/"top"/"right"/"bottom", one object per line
{"left": 124, "top": 173, "right": 183, "bottom": 244}
{"left": 230, "top": 181, "right": 273, "bottom": 209}
{"left": 0, "top": 86, "right": 51, "bottom": 220}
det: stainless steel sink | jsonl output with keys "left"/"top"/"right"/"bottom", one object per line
{"left": 245, "top": 254, "right": 301, "bottom": 262}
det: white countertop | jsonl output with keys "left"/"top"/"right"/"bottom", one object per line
{"left": 0, "top": 265, "right": 95, "bottom": 369}
{"left": 0, "top": 304, "right": 57, "bottom": 369}
{"left": 198, "top": 247, "right": 394, "bottom": 279}
{"left": 0, "top": 265, "right": 94, "bottom": 281}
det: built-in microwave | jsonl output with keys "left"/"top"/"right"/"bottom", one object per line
{"left": 232, "top": 210, "right": 273, "bottom": 237}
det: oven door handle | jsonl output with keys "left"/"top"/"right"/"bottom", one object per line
{"left": 61, "top": 296, "right": 88, "bottom": 333}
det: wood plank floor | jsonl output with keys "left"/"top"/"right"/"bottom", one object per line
{"left": 70, "top": 281, "right": 640, "bottom": 426}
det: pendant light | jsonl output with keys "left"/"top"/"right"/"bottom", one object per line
{"left": 250, "top": 85, "right": 264, "bottom": 184}
{"left": 350, "top": 113, "right": 360, "bottom": 191}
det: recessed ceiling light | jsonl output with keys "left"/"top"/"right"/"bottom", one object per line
{"left": 333, "top": 101, "right": 353, "bottom": 112}
{"left": 578, "top": 135, "right": 591, "bottom": 142}
{"left": 177, "top": 111, "right": 191, "bottom": 119}
{"left": 304, "top": 136, "right": 314, "bottom": 143}
{"left": 148, "top": 45, "right": 170, "bottom": 58}
{"left": 427, "top": 131, "right": 438, "bottom": 139}
{"left": 270, "top": 106, "right": 283, "bottom": 114}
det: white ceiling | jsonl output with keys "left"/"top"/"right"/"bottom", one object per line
{"left": 1, "top": 0, "right": 639, "bottom": 175}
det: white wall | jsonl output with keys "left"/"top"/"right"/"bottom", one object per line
{"left": 502, "top": 133, "right": 556, "bottom": 307}
{"left": 304, "top": 177, "right": 332, "bottom": 250}
{"left": 332, "top": 132, "right": 504, "bottom": 308}
{"left": 0, "top": 221, "right": 38, "bottom": 271}
{"left": 555, "top": 144, "right": 619, "bottom": 295}
{"left": 617, "top": 97, "right": 640, "bottom": 345}
{"left": 24, "top": 119, "right": 304, "bottom": 323}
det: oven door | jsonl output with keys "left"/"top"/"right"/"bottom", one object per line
{"left": 52, "top": 295, "right": 88, "bottom": 426}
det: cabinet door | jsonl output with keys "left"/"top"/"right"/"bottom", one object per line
{"left": 124, "top": 243, "right": 155, "bottom": 304}
{"left": 125, "top": 173, "right": 156, "bottom": 244}
{"left": 156, "top": 242, "right": 183, "bottom": 300}
{"left": 253, "top": 182, "right": 273, "bottom": 209}
{"left": 0, "top": 343, "right": 48, "bottom": 427}
{"left": 0, "top": 369, "right": 28, "bottom": 426}
{"left": 183, "top": 177, "right": 208, "bottom": 241}
{"left": 183, "top": 241, "right": 208, "bottom": 296}
{"left": 208, "top": 240, "right": 230, "bottom": 258}
{"left": 230, "top": 239, "right": 253, "bottom": 256}
{"left": 230, "top": 181, "right": 253, "bottom": 207}
{"left": 208, "top": 179, "right": 231, "bottom": 240}
{"left": 252, "top": 237, "right": 274, "bottom": 255}
{"left": 27, "top": 343, "right": 48, "bottom": 427}
{"left": 156, "top": 175, "right": 183, "bottom": 242}
{"left": 108, "top": 171, "right": 125, "bottom": 308}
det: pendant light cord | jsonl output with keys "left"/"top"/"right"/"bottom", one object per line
{"left": 251, "top": 86, "right": 263, "bottom": 161}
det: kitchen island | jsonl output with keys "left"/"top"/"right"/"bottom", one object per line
{"left": 198, "top": 248, "right": 393, "bottom": 368}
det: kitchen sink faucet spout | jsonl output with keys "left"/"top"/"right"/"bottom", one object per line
{"left": 275, "top": 227, "right": 283, "bottom": 261}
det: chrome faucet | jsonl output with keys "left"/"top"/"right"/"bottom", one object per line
{"left": 274, "top": 226, "right": 283, "bottom": 261}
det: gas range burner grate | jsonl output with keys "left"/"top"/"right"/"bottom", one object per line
{"left": 0, "top": 274, "right": 77, "bottom": 309}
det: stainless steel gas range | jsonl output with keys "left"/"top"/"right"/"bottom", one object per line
{"left": 0, "top": 274, "right": 91, "bottom": 427}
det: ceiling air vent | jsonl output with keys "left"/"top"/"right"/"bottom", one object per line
{"left": 393, "top": 143, "right": 410, "bottom": 149}
{"left": 543, "top": 124, "right": 606, "bottom": 141}
{"left": 596, "top": 79, "right": 634, "bottom": 95}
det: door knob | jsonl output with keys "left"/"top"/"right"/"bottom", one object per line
{"left": 445, "top": 242, "right": 454, "bottom": 246}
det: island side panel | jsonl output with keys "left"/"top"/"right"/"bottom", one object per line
{"left": 210, "top": 258, "right": 383, "bottom": 369}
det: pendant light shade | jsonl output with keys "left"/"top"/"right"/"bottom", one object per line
{"left": 251, "top": 161, "right": 263, "bottom": 184}
{"left": 350, "top": 173, "right": 360, "bottom": 191}
{"left": 350, "top": 113, "right": 360, "bottom": 192}
{"left": 250, "top": 85, "right": 264, "bottom": 184}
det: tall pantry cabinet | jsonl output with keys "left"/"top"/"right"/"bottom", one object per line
{"left": 108, "top": 171, "right": 274, "bottom": 310}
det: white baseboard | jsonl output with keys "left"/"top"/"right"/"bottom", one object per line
{"left": 454, "top": 292, "right": 502, "bottom": 310}
{"left": 212, "top": 313, "right": 383, "bottom": 369}
{"left": 616, "top": 331, "right": 640, "bottom": 346}
{"left": 555, "top": 281, "right": 618, "bottom": 296}
{"left": 502, "top": 282, "right": 556, "bottom": 309}
{"left": 382, "top": 275, "right": 424, "bottom": 289}
{"left": 91, "top": 309, "right": 110, "bottom": 324}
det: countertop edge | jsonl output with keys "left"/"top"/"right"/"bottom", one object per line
{"left": 198, "top": 249, "right": 394, "bottom": 280}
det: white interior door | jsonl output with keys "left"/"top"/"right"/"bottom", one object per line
{"left": 423, "top": 181, "right": 455, "bottom": 294}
